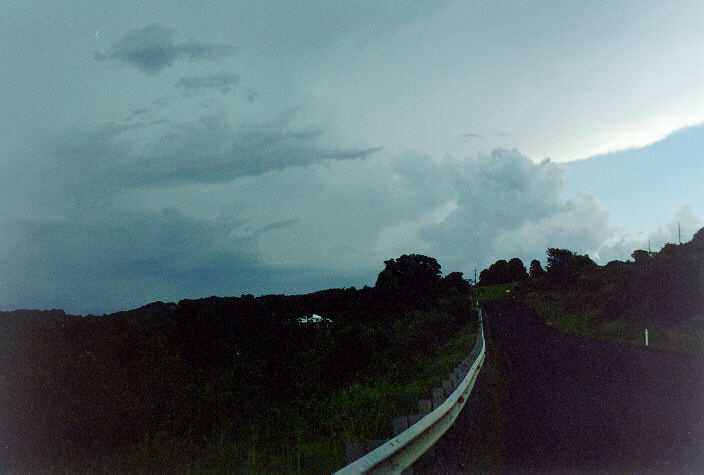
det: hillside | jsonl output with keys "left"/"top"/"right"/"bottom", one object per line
{"left": 0, "top": 255, "right": 477, "bottom": 471}
{"left": 517, "top": 227, "right": 704, "bottom": 353}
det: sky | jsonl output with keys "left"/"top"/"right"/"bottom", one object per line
{"left": 1, "top": 1, "right": 703, "bottom": 314}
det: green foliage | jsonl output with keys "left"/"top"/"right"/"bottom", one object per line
{"left": 442, "top": 271, "right": 472, "bottom": 294}
{"left": 631, "top": 249, "right": 651, "bottom": 264}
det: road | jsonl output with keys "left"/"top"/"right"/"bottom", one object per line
{"left": 420, "top": 299, "right": 704, "bottom": 471}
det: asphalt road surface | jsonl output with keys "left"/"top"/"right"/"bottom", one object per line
{"left": 421, "top": 299, "right": 704, "bottom": 472}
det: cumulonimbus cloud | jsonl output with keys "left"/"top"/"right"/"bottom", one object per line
{"left": 95, "top": 24, "right": 235, "bottom": 74}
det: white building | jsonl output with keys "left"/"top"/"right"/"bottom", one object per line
{"left": 296, "top": 313, "right": 334, "bottom": 325}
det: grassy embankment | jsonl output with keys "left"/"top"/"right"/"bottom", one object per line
{"left": 520, "top": 287, "right": 704, "bottom": 355}
{"left": 472, "top": 278, "right": 702, "bottom": 353}
{"left": 43, "top": 307, "right": 479, "bottom": 472}
{"left": 109, "top": 320, "right": 477, "bottom": 472}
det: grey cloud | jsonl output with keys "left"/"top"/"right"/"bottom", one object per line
{"left": 95, "top": 24, "right": 235, "bottom": 74}
{"left": 4, "top": 139, "right": 619, "bottom": 315}
{"left": 176, "top": 71, "right": 240, "bottom": 94}
{"left": 242, "top": 148, "right": 615, "bottom": 285}
{"left": 647, "top": 205, "right": 703, "bottom": 249}
{"left": 0, "top": 209, "right": 293, "bottom": 314}
{"left": 47, "top": 112, "right": 382, "bottom": 197}
{"left": 596, "top": 238, "right": 647, "bottom": 264}
{"left": 595, "top": 205, "right": 703, "bottom": 263}
{"left": 244, "top": 88, "right": 260, "bottom": 102}
{"left": 125, "top": 109, "right": 148, "bottom": 121}
{"left": 418, "top": 149, "right": 614, "bottom": 271}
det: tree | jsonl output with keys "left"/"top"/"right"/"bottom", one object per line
{"left": 478, "top": 257, "right": 527, "bottom": 285}
{"left": 508, "top": 258, "right": 528, "bottom": 281}
{"left": 631, "top": 249, "right": 651, "bottom": 264}
{"left": 545, "top": 248, "right": 598, "bottom": 287}
{"left": 529, "top": 259, "right": 546, "bottom": 279}
{"left": 375, "top": 254, "right": 442, "bottom": 308}
{"left": 441, "top": 271, "right": 471, "bottom": 294}
{"left": 479, "top": 259, "right": 509, "bottom": 285}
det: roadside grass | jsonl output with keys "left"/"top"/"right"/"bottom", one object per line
{"left": 520, "top": 289, "right": 704, "bottom": 355}
{"left": 55, "top": 308, "right": 479, "bottom": 472}
{"left": 322, "top": 322, "right": 479, "bottom": 455}
{"left": 473, "top": 282, "right": 518, "bottom": 302}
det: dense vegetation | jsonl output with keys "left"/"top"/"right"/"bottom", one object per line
{"left": 481, "top": 227, "right": 704, "bottom": 354}
{"left": 0, "top": 254, "right": 477, "bottom": 471}
{"left": 477, "top": 258, "right": 527, "bottom": 286}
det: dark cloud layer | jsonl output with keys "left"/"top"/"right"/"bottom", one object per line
{"left": 0, "top": 210, "right": 293, "bottom": 314}
{"left": 176, "top": 71, "right": 240, "bottom": 94}
{"left": 47, "top": 112, "right": 382, "bottom": 198}
{"left": 95, "top": 24, "right": 235, "bottom": 74}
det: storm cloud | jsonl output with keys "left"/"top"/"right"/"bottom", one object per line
{"left": 2, "top": 121, "right": 617, "bottom": 314}
{"left": 229, "top": 149, "right": 616, "bottom": 287}
{"left": 4, "top": 2, "right": 702, "bottom": 315}
{"left": 0, "top": 210, "right": 293, "bottom": 314}
{"left": 95, "top": 24, "right": 235, "bottom": 74}
{"left": 420, "top": 151, "right": 614, "bottom": 269}
{"left": 46, "top": 111, "right": 383, "bottom": 197}
{"left": 176, "top": 71, "right": 240, "bottom": 94}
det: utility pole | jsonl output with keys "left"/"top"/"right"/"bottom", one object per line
{"left": 474, "top": 269, "right": 477, "bottom": 285}
{"left": 648, "top": 239, "right": 651, "bottom": 254}
{"left": 678, "top": 223, "right": 681, "bottom": 244}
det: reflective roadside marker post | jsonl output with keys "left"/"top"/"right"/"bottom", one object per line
{"left": 645, "top": 328, "right": 649, "bottom": 346}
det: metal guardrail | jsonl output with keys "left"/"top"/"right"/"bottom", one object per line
{"left": 335, "top": 308, "right": 486, "bottom": 474}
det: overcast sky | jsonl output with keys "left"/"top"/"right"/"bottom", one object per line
{"left": 2, "top": 1, "right": 703, "bottom": 314}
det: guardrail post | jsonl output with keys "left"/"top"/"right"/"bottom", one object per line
{"left": 344, "top": 441, "right": 365, "bottom": 463}
{"left": 432, "top": 387, "right": 444, "bottom": 409}
{"left": 392, "top": 416, "right": 409, "bottom": 435}
{"left": 418, "top": 399, "right": 432, "bottom": 416}
{"left": 442, "top": 379, "right": 454, "bottom": 397}
{"left": 408, "top": 414, "right": 422, "bottom": 426}
{"left": 453, "top": 367, "right": 464, "bottom": 384}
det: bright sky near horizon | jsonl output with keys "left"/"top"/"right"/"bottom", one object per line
{"left": 1, "top": 1, "right": 703, "bottom": 314}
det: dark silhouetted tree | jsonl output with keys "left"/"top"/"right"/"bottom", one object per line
{"left": 441, "top": 271, "right": 471, "bottom": 294}
{"left": 631, "top": 249, "right": 651, "bottom": 264}
{"left": 508, "top": 257, "right": 528, "bottom": 281}
{"left": 375, "top": 254, "right": 442, "bottom": 308}
{"left": 545, "top": 248, "right": 598, "bottom": 287}
{"left": 529, "top": 259, "right": 546, "bottom": 279}
{"left": 479, "top": 257, "right": 527, "bottom": 285}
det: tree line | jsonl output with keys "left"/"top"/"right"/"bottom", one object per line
{"left": 478, "top": 226, "right": 704, "bottom": 325}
